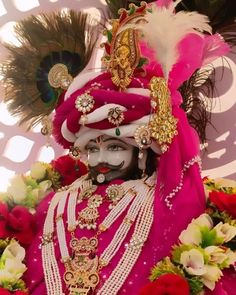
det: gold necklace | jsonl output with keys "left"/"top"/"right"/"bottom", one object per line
{"left": 63, "top": 234, "right": 101, "bottom": 295}
{"left": 63, "top": 181, "right": 126, "bottom": 294}
{"left": 77, "top": 182, "right": 125, "bottom": 230}
{"left": 78, "top": 194, "right": 103, "bottom": 230}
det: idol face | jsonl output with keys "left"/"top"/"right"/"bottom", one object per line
{"left": 85, "top": 136, "right": 137, "bottom": 183}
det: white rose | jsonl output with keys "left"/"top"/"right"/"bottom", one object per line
{"left": 193, "top": 213, "right": 213, "bottom": 229}
{"left": 225, "top": 249, "right": 236, "bottom": 266}
{"left": 202, "top": 265, "right": 222, "bottom": 290}
{"left": 7, "top": 175, "right": 27, "bottom": 203}
{"left": 30, "top": 162, "right": 47, "bottom": 180}
{"left": 179, "top": 223, "right": 202, "bottom": 245}
{"left": 4, "top": 258, "right": 27, "bottom": 280}
{"left": 0, "top": 269, "right": 14, "bottom": 282}
{"left": 1, "top": 241, "right": 25, "bottom": 261}
{"left": 38, "top": 180, "right": 52, "bottom": 200}
{"left": 180, "top": 248, "right": 206, "bottom": 276}
{"left": 214, "top": 222, "right": 236, "bottom": 243}
{"left": 0, "top": 241, "right": 27, "bottom": 283}
{"left": 205, "top": 246, "right": 228, "bottom": 264}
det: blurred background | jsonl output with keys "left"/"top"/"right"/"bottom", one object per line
{"left": 0, "top": 0, "right": 235, "bottom": 192}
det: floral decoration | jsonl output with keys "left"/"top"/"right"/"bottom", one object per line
{"left": 143, "top": 178, "right": 236, "bottom": 295}
{"left": 0, "top": 165, "right": 53, "bottom": 211}
{"left": 140, "top": 273, "right": 190, "bottom": 295}
{"left": 0, "top": 203, "right": 35, "bottom": 247}
{"left": 0, "top": 239, "right": 28, "bottom": 293}
{"left": 204, "top": 177, "right": 236, "bottom": 220}
{"left": 0, "top": 154, "right": 87, "bottom": 293}
{"left": 0, "top": 288, "right": 28, "bottom": 295}
{"left": 51, "top": 154, "right": 87, "bottom": 187}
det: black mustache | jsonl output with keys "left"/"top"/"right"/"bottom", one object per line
{"left": 89, "top": 161, "right": 124, "bottom": 170}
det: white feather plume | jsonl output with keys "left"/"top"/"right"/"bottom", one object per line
{"left": 118, "top": 0, "right": 212, "bottom": 79}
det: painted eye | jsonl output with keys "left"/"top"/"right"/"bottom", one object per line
{"left": 107, "top": 144, "right": 125, "bottom": 151}
{"left": 87, "top": 146, "right": 99, "bottom": 153}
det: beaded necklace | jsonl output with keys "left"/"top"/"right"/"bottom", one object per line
{"left": 41, "top": 174, "right": 155, "bottom": 295}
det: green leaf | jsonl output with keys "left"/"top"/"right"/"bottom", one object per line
{"left": 25, "top": 176, "right": 38, "bottom": 188}
{"left": 150, "top": 257, "right": 183, "bottom": 281}
{"left": 200, "top": 227, "right": 218, "bottom": 248}
{"left": 188, "top": 277, "right": 204, "bottom": 295}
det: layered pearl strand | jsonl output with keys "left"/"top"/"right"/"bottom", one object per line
{"left": 42, "top": 190, "right": 67, "bottom": 295}
{"left": 42, "top": 174, "right": 155, "bottom": 295}
{"left": 98, "top": 178, "right": 154, "bottom": 294}
{"left": 41, "top": 175, "right": 88, "bottom": 295}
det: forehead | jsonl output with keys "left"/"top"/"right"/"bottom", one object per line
{"left": 87, "top": 135, "right": 130, "bottom": 146}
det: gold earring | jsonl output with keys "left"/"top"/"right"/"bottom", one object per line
{"left": 69, "top": 146, "right": 81, "bottom": 160}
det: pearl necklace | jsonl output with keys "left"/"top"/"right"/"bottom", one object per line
{"left": 42, "top": 174, "right": 155, "bottom": 295}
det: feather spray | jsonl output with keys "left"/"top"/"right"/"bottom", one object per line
{"left": 1, "top": 10, "right": 99, "bottom": 129}
{"left": 119, "top": 0, "right": 211, "bottom": 79}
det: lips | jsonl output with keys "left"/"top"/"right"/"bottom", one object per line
{"left": 98, "top": 167, "right": 111, "bottom": 173}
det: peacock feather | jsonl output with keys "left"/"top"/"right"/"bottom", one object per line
{"left": 1, "top": 10, "right": 99, "bottom": 129}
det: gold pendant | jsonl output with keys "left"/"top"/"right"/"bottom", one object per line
{"left": 63, "top": 237, "right": 100, "bottom": 295}
{"left": 106, "top": 184, "right": 125, "bottom": 209}
{"left": 78, "top": 195, "right": 103, "bottom": 230}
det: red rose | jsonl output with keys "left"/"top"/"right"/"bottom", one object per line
{"left": 0, "top": 202, "right": 36, "bottom": 247}
{"left": 0, "top": 289, "right": 29, "bottom": 295}
{"left": 8, "top": 205, "right": 36, "bottom": 247}
{"left": 51, "top": 155, "right": 87, "bottom": 186}
{"left": 209, "top": 191, "right": 236, "bottom": 219}
{"left": 0, "top": 202, "right": 10, "bottom": 238}
{"left": 0, "top": 288, "right": 11, "bottom": 295}
{"left": 139, "top": 274, "right": 190, "bottom": 295}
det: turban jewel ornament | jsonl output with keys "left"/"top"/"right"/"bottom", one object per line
{"left": 102, "top": 0, "right": 216, "bottom": 152}
{"left": 105, "top": 0, "right": 236, "bottom": 145}
{"left": 0, "top": 10, "right": 98, "bottom": 132}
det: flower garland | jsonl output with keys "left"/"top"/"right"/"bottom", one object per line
{"left": 140, "top": 177, "right": 236, "bottom": 295}
{"left": 0, "top": 154, "right": 87, "bottom": 293}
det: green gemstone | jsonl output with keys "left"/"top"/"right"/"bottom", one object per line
{"left": 115, "top": 128, "right": 121, "bottom": 136}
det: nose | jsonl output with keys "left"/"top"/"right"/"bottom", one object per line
{"left": 97, "top": 149, "right": 106, "bottom": 164}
